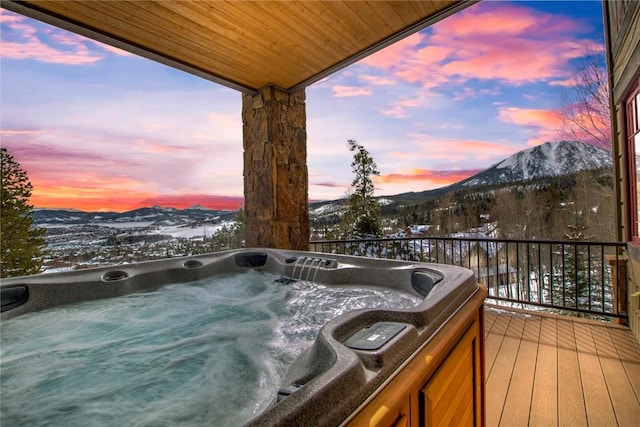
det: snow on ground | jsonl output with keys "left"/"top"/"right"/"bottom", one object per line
{"left": 42, "top": 267, "right": 75, "bottom": 274}
{"left": 151, "top": 221, "right": 237, "bottom": 239}
{"left": 310, "top": 203, "right": 344, "bottom": 216}
{"left": 94, "top": 221, "right": 156, "bottom": 229}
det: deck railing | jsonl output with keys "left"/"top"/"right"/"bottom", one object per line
{"left": 310, "top": 237, "right": 628, "bottom": 320}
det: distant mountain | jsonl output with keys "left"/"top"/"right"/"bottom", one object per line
{"left": 392, "top": 141, "right": 612, "bottom": 202}
{"left": 457, "top": 141, "right": 612, "bottom": 188}
{"left": 33, "top": 205, "right": 236, "bottom": 226}
{"left": 33, "top": 209, "right": 100, "bottom": 224}
{"left": 35, "top": 141, "right": 614, "bottom": 226}
{"left": 185, "top": 204, "right": 210, "bottom": 210}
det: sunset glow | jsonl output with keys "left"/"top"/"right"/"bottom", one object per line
{"left": 0, "top": 2, "right": 607, "bottom": 212}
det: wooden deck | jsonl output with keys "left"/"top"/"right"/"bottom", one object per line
{"left": 484, "top": 305, "right": 640, "bottom": 427}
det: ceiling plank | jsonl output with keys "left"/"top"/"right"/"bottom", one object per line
{"left": 181, "top": 1, "right": 302, "bottom": 86}
{"left": 34, "top": 1, "right": 263, "bottom": 87}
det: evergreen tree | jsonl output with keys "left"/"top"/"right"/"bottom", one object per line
{"left": 1, "top": 147, "right": 46, "bottom": 277}
{"left": 210, "top": 208, "right": 245, "bottom": 251}
{"left": 557, "top": 226, "right": 597, "bottom": 312}
{"left": 340, "top": 139, "right": 382, "bottom": 238}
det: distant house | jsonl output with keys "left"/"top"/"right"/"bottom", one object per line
{"left": 405, "top": 224, "right": 430, "bottom": 236}
{"left": 477, "top": 265, "right": 518, "bottom": 290}
{"left": 462, "top": 240, "right": 517, "bottom": 288}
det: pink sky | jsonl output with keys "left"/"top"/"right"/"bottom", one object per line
{"left": 0, "top": 2, "right": 608, "bottom": 211}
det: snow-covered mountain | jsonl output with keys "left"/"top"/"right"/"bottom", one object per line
{"left": 458, "top": 141, "right": 612, "bottom": 188}
{"left": 33, "top": 205, "right": 236, "bottom": 226}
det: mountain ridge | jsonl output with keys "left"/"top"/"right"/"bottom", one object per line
{"left": 384, "top": 140, "right": 612, "bottom": 202}
{"left": 458, "top": 140, "right": 611, "bottom": 188}
{"left": 33, "top": 205, "right": 236, "bottom": 226}
{"left": 35, "top": 141, "right": 612, "bottom": 225}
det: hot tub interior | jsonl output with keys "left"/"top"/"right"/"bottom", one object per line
{"left": 0, "top": 249, "right": 485, "bottom": 426}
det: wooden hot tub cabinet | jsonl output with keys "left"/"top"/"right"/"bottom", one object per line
{"left": 344, "top": 285, "right": 487, "bottom": 427}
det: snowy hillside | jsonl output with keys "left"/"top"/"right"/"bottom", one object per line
{"left": 459, "top": 141, "right": 612, "bottom": 188}
{"left": 33, "top": 205, "right": 235, "bottom": 226}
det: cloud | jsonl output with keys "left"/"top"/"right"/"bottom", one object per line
{"left": 343, "top": 1, "right": 601, "bottom": 131}
{"left": 361, "top": 32, "right": 424, "bottom": 69}
{"left": 0, "top": 129, "right": 43, "bottom": 136}
{"left": 31, "top": 194, "right": 152, "bottom": 213}
{"left": 30, "top": 172, "right": 155, "bottom": 212}
{"left": 31, "top": 191, "right": 243, "bottom": 212}
{"left": 1, "top": 75, "right": 245, "bottom": 207}
{"left": 27, "top": 155, "right": 245, "bottom": 211}
{"left": 380, "top": 94, "right": 432, "bottom": 118}
{"left": 377, "top": 168, "right": 483, "bottom": 186}
{"left": 360, "top": 2, "right": 595, "bottom": 91}
{"left": 0, "top": 9, "right": 125, "bottom": 64}
{"left": 498, "top": 107, "right": 564, "bottom": 128}
{"left": 401, "top": 135, "right": 523, "bottom": 164}
{"left": 432, "top": 3, "right": 583, "bottom": 38}
{"left": 3, "top": 137, "right": 181, "bottom": 203}
{"left": 371, "top": 136, "right": 524, "bottom": 195}
{"left": 312, "top": 182, "right": 344, "bottom": 188}
{"left": 358, "top": 75, "right": 396, "bottom": 86}
{"left": 132, "top": 139, "right": 202, "bottom": 155}
{"left": 453, "top": 86, "right": 502, "bottom": 101}
{"left": 439, "top": 39, "right": 585, "bottom": 83}
{"left": 331, "top": 85, "right": 373, "bottom": 97}
{"left": 3, "top": 141, "right": 116, "bottom": 164}
{"left": 0, "top": 10, "right": 22, "bottom": 24}
{"left": 498, "top": 107, "right": 564, "bottom": 145}
{"left": 549, "top": 77, "right": 582, "bottom": 87}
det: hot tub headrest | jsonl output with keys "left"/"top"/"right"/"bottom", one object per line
{"left": 1, "top": 285, "right": 29, "bottom": 313}
{"left": 234, "top": 252, "right": 268, "bottom": 268}
{"left": 411, "top": 270, "right": 443, "bottom": 297}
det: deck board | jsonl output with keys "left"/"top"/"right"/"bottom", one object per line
{"left": 608, "top": 327, "right": 640, "bottom": 400}
{"left": 556, "top": 313, "right": 588, "bottom": 427}
{"left": 485, "top": 313, "right": 524, "bottom": 427}
{"left": 590, "top": 322, "right": 640, "bottom": 427}
{"left": 529, "top": 315, "right": 558, "bottom": 427}
{"left": 573, "top": 321, "right": 617, "bottom": 426}
{"left": 484, "top": 310, "right": 510, "bottom": 378}
{"left": 499, "top": 314, "right": 540, "bottom": 427}
{"left": 485, "top": 305, "right": 640, "bottom": 427}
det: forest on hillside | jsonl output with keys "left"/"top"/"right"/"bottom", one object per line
{"left": 313, "top": 167, "right": 617, "bottom": 242}
{"left": 389, "top": 167, "right": 616, "bottom": 241}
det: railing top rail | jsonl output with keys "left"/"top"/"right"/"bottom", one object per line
{"left": 310, "top": 236, "right": 626, "bottom": 247}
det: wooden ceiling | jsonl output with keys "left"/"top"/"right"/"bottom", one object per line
{"left": 2, "top": 1, "right": 475, "bottom": 94}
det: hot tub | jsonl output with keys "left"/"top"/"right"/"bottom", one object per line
{"left": 0, "top": 248, "right": 487, "bottom": 426}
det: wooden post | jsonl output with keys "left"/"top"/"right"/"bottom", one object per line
{"left": 607, "top": 255, "right": 628, "bottom": 324}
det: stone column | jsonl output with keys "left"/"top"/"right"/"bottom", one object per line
{"left": 242, "top": 85, "right": 309, "bottom": 250}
